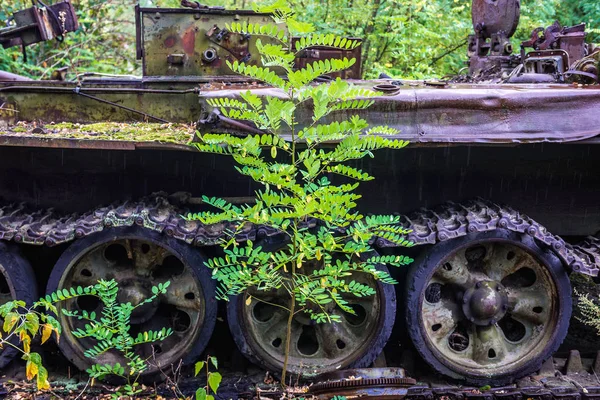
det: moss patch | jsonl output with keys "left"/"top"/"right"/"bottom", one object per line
{"left": 1, "top": 122, "right": 195, "bottom": 145}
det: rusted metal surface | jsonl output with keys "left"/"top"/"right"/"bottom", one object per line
{"left": 0, "top": 71, "right": 32, "bottom": 82}
{"left": 0, "top": 0, "right": 78, "bottom": 50}
{"left": 4, "top": 79, "right": 600, "bottom": 144}
{"left": 309, "top": 368, "right": 415, "bottom": 399}
{"left": 198, "top": 82, "right": 600, "bottom": 145}
{"left": 472, "top": 0, "right": 520, "bottom": 39}
{"left": 521, "top": 22, "right": 587, "bottom": 65}
{"left": 137, "top": 7, "right": 279, "bottom": 77}
{"left": 0, "top": 82, "right": 204, "bottom": 123}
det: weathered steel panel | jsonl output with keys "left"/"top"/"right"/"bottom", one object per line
{"left": 138, "top": 7, "right": 279, "bottom": 77}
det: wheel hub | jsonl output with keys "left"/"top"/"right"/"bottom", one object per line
{"left": 462, "top": 280, "right": 508, "bottom": 326}
{"left": 117, "top": 279, "right": 158, "bottom": 324}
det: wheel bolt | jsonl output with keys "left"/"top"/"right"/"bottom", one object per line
{"left": 496, "top": 285, "right": 501, "bottom": 292}
{"left": 475, "top": 282, "right": 482, "bottom": 289}
{"left": 490, "top": 319, "right": 497, "bottom": 325}
{"left": 469, "top": 317, "right": 475, "bottom": 322}
{"left": 502, "top": 304, "right": 508, "bottom": 311}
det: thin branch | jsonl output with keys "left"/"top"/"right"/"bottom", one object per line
{"left": 429, "top": 39, "right": 468, "bottom": 66}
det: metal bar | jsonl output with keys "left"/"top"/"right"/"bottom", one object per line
{"left": 0, "top": 86, "right": 198, "bottom": 94}
{"left": 73, "top": 89, "right": 170, "bottom": 123}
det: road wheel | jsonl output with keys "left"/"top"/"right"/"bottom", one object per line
{"left": 228, "top": 263, "right": 396, "bottom": 377}
{"left": 46, "top": 226, "right": 216, "bottom": 376}
{"left": 405, "top": 229, "right": 571, "bottom": 385}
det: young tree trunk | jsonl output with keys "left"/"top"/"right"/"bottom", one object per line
{"left": 361, "top": 0, "right": 384, "bottom": 75}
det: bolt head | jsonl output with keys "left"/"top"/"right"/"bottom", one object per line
{"left": 475, "top": 281, "right": 482, "bottom": 289}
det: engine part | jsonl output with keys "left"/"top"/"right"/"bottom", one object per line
{"left": 521, "top": 22, "right": 587, "bottom": 66}
{"left": 468, "top": 0, "right": 520, "bottom": 76}
{"left": 471, "top": 0, "right": 520, "bottom": 40}
{"left": 227, "top": 262, "right": 396, "bottom": 376}
{"left": 405, "top": 229, "right": 571, "bottom": 385}
{"left": 45, "top": 226, "right": 217, "bottom": 376}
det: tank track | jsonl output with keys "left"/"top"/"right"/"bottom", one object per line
{"left": 401, "top": 350, "right": 600, "bottom": 400}
{"left": 379, "top": 199, "right": 600, "bottom": 276}
{"left": 0, "top": 193, "right": 280, "bottom": 247}
{"left": 0, "top": 194, "right": 598, "bottom": 276}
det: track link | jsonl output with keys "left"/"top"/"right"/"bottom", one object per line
{"left": 0, "top": 193, "right": 275, "bottom": 247}
{"left": 0, "top": 194, "right": 600, "bottom": 395}
{"left": 404, "top": 350, "right": 600, "bottom": 400}
{"left": 0, "top": 195, "right": 598, "bottom": 276}
{"left": 379, "top": 199, "right": 600, "bottom": 276}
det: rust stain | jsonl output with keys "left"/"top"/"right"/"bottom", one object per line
{"left": 181, "top": 27, "right": 196, "bottom": 55}
{"left": 163, "top": 35, "right": 177, "bottom": 48}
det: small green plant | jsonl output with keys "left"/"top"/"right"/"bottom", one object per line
{"left": 41, "top": 279, "right": 173, "bottom": 399}
{"left": 0, "top": 299, "right": 61, "bottom": 390}
{"left": 194, "top": 355, "right": 222, "bottom": 400}
{"left": 187, "top": 0, "right": 413, "bottom": 384}
{"left": 577, "top": 290, "right": 600, "bottom": 334}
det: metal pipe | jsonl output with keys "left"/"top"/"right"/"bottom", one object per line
{"left": 219, "top": 115, "right": 265, "bottom": 135}
{"left": 73, "top": 88, "right": 170, "bottom": 123}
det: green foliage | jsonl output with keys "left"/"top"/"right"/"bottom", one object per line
{"left": 0, "top": 0, "right": 139, "bottom": 79}
{"left": 186, "top": 0, "right": 414, "bottom": 382}
{"left": 0, "top": 299, "right": 61, "bottom": 390}
{"left": 577, "top": 290, "right": 600, "bottom": 335}
{"left": 40, "top": 279, "right": 172, "bottom": 399}
{"left": 194, "top": 355, "right": 222, "bottom": 400}
{"left": 2, "top": 0, "right": 593, "bottom": 79}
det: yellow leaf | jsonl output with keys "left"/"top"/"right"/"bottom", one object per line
{"left": 41, "top": 324, "right": 52, "bottom": 345}
{"left": 37, "top": 365, "right": 50, "bottom": 390}
{"left": 245, "top": 296, "right": 252, "bottom": 306}
{"left": 271, "top": 146, "right": 277, "bottom": 158}
{"left": 25, "top": 360, "right": 38, "bottom": 381}
{"left": 3, "top": 312, "right": 18, "bottom": 333}
{"left": 20, "top": 331, "right": 31, "bottom": 354}
{"left": 315, "top": 249, "right": 322, "bottom": 261}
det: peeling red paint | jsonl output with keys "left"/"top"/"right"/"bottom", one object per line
{"left": 181, "top": 28, "right": 196, "bottom": 54}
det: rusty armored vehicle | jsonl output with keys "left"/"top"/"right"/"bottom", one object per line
{"left": 1, "top": 0, "right": 600, "bottom": 392}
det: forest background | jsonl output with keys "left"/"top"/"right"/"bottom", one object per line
{"left": 1, "top": 0, "right": 599, "bottom": 80}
